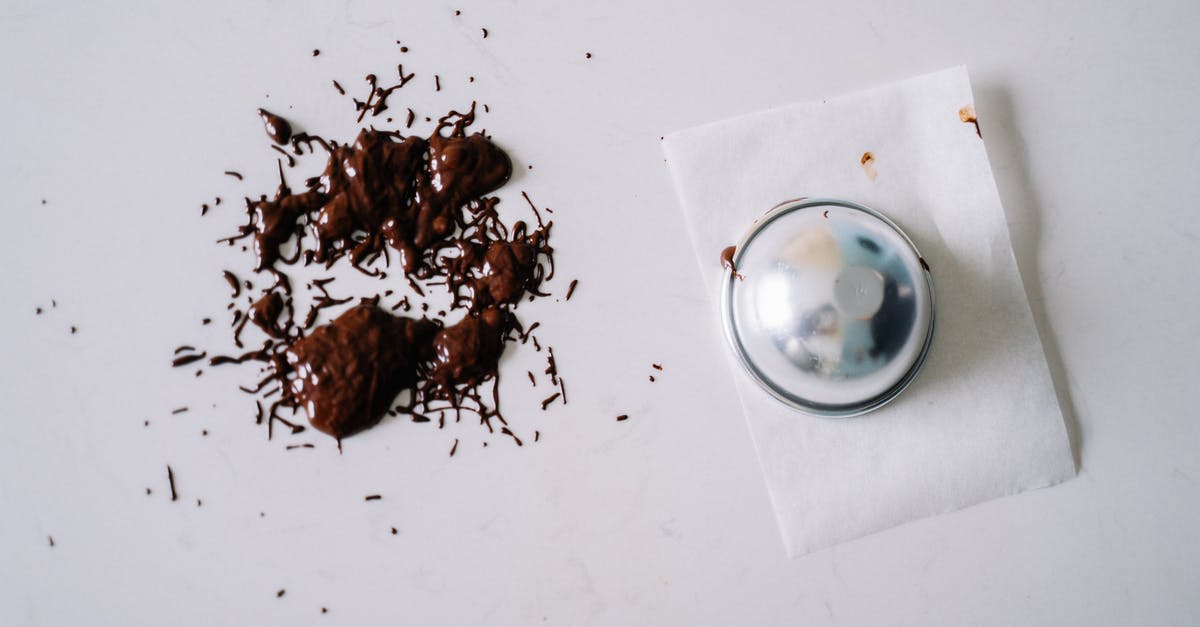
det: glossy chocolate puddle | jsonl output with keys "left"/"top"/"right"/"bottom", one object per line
{"left": 176, "top": 55, "right": 566, "bottom": 448}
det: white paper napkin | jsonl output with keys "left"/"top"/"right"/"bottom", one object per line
{"left": 663, "top": 66, "right": 1075, "bottom": 557}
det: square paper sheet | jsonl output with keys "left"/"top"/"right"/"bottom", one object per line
{"left": 663, "top": 66, "right": 1075, "bottom": 557}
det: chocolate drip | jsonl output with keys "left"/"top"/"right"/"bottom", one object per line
{"left": 258, "top": 109, "right": 293, "bottom": 145}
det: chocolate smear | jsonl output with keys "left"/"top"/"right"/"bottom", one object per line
{"left": 720, "top": 245, "right": 744, "bottom": 280}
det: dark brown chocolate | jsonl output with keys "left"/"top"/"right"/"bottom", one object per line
{"left": 192, "top": 50, "right": 565, "bottom": 447}
{"left": 258, "top": 109, "right": 293, "bottom": 144}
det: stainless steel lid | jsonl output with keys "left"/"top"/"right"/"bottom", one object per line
{"left": 722, "top": 198, "right": 935, "bottom": 417}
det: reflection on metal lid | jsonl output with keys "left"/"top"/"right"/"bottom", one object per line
{"left": 722, "top": 198, "right": 935, "bottom": 417}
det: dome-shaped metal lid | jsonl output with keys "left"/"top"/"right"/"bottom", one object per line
{"left": 722, "top": 198, "right": 935, "bottom": 417}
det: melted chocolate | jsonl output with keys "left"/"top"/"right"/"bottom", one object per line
{"left": 194, "top": 51, "right": 565, "bottom": 446}
{"left": 287, "top": 303, "right": 435, "bottom": 438}
{"left": 258, "top": 109, "right": 293, "bottom": 145}
{"left": 720, "top": 245, "right": 744, "bottom": 280}
{"left": 958, "top": 105, "right": 982, "bottom": 138}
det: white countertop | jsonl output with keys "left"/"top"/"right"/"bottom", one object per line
{"left": 1, "top": 1, "right": 1197, "bottom": 625}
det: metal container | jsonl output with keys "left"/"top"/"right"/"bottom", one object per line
{"left": 721, "top": 198, "right": 935, "bottom": 417}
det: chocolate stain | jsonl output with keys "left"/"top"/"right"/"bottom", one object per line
{"left": 958, "top": 104, "right": 982, "bottom": 138}
{"left": 860, "top": 151, "right": 878, "bottom": 181}
{"left": 720, "top": 245, "right": 744, "bottom": 280}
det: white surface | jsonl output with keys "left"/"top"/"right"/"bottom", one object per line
{"left": 0, "top": 1, "right": 1197, "bottom": 625}
{"left": 664, "top": 66, "right": 1075, "bottom": 556}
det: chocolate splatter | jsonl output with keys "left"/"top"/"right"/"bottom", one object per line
{"left": 166, "top": 465, "right": 178, "bottom": 501}
{"left": 720, "top": 245, "right": 744, "bottom": 280}
{"left": 187, "top": 48, "right": 567, "bottom": 451}
{"left": 258, "top": 109, "right": 293, "bottom": 145}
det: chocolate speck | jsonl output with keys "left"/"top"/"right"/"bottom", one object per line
{"left": 390, "top": 527, "right": 397, "bottom": 535}
{"left": 364, "top": 494, "right": 382, "bottom": 501}
{"left": 649, "top": 375, "right": 656, "bottom": 382}
{"left": 69, "top": 326, "right": 77, "bottom": 334}
{"left": 224, "top": 171, "right": 244, "bottom": 180}
{"left": 565, "top": 279, "right": 578, "bottom": 301}
{"left": 616, "top": 414, "right": 629, "bottom": 422}
{"left": 919, "top": 257, "right": 931, "bottom": 272}
{"left": 449, "top": 438, "right": 459, "bottom": 457}
{"left": 481, "top": 28, "right": 488, "bottom": 38}
{"left": 276, "top": 589, "right": 286, "bottom": 598}
{"left": 312, "top": 49, "right": 320, "bottom": 57}
{"left": 166, "top": 465, "right": 178, "bottom": 501}
{"left": 585, "top": 52, "right": 592, "bottom": 59}
{"left": 48, "top": 535, "right": 54, "bottom": 547}
{"left": 860, "top": 151, "right": 878, "bottom": 181}
{"left": 652, "top": 363, "right": 663, "bottom": 371}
